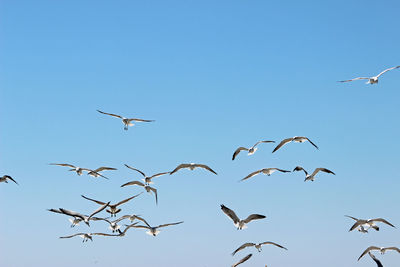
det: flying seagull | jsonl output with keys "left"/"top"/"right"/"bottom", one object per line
{"left": 132, "top": 218, "right": 184, "bottom": 236}
{"left": 49, "top": 163, "right": 86, "bottom": 176}
{"left": 345, "top": 215, "right": 395, "bottom": 233}
{"left": 241, "top": 168, "right": 291, "bottom": 182}
{"left": 57, "top": 201, "right": 110, "bottom": 226}
{"left": 97, "top": 110, "right": 154, "bottom": 130}
{"left": 232, "top": 140, "right": 275, "bottom": 160}
{"left": 100, "top": 216, "right": 133, "bottom": 233}
{"left": 293, "top": 166, "right": 335, "bottom": 182}
{"left": 121, "top": 180, "right": 158, "bottom": 205}
{"left": 59, "top": 232, "right": 119, "bottom": 242}
{"left": 81, "top": 193, "right": 142, "bottom": 217}
{"left": 232, "top": 254, "right": 252, "bottom": 267}
{"left": 170, "top": 163, "right": 217, "bottom": 175}
{"left": 220, "top": 204, "right": 266, "bottom": 230}
{"left": 232, "top": 241, "right": 287, "bottom": 256}
{"left": 369, "top": 252, "right": 384, "bottom": 267}
{"left": 84, "top": 167, "right": 117, "bottom": 179}
{"left": 125, "top": 164, "right": 169, "bottom": 185}
{"left": 0, "top": 175, "right": 18, "bottom": 185}
{"left": 47, "top": 208, "right": 101, "bottom": 228}
{"left": 116, "top": 222, "right": 139, "bottom": 237}
{"left": 272, "top": 136, "right": 318, "bottom": 153}
{"left": 338, "top": 66, "right": 400, "bottom": 84}
{"left": 358, "top": 246, "right": 400, "bottom": 261}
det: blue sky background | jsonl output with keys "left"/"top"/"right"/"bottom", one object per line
{"left": 1, "top": 1, "right": 400, "bottom": 266}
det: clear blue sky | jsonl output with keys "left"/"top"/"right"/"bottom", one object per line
{"left": 1, "top": 1, "right": 400, "bottom": 266}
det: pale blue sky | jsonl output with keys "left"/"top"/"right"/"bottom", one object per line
{"left": 1, "top": 1, "right": 400, "bottom": 266}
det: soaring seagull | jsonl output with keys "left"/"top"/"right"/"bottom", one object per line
{"left": 338, "top": 66, "right": 400, "bottom": 84}
{"left": 0, "top": 175, "right": 18, "bottom": 185}
{"left": 125, "top": 164, "right": 169, "bottom": 185}
{"left": 56, "top": 201, "right": 110, "bottom": 226}
{"left": 132, "top": 218, "right": 184, "bottom": 236}
{"left": 232, "top": 140, "right": 275, "bottom": 160}
{"left": 345, "top": 215, "right": 395, "bottom": 233}
{"left": 232, "top": 254, "right": 252, "bottom": 267}
{"left": 121, "top": 180, "right": 158, "bottom": 205}
{"left": 81, "top": 193, "right": 142, "bottom": 217}
{"left": 49, "top": 163, "right": 86, "bottom": 176}
{"left": 170, "top": 163, "right": 217, "bottom": 175}
{"left": 232, "top": 241, "right": 287, "bottom": 256}
{"left": 47, "top": 208, "right": 103, "bottom": 228}
{"left": 241, "top": 168, "right": 291, "bottom": 182}
{"left": 100, "top": 216, "right": 133, "bottom": 233}
{"left": 358, "top": 246, "right": 400, "bottom": 261}
{"left": 220, "top": 204, "right": 266, "bottom": 230}
{"left": 293, "top": 166, "right": 335, "bottom": 182}
{"left": 97, "top": 110, "right": 154, "bottom": 130}
{"left": 272, "top": 136, "right": 318, "bottom": 153}
{"left": 59, "top": 232, "right": 119, "bottom": 242}
{"left": 369, "top": 252, "right": 384, "bottom": 267}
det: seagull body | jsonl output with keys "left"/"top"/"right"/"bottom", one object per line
{"left": 345, "top": 215, "right": 395, "bottom": 233}
{"left": 272, "top": 136, "right": 318, "bottom": 153}
{"left": 232, "top": 254, "right": 252, "bottom": 267}
{"left": 220, "top": 204, "right": 266, "bottom": 230}
{"left": 293, "top": 166, "right": 335, "bottom": 182}
{"left": 132, "top": 218, "right": 184, "bottom": 236}
{"left": 0, "top": 175, "right": 18, "bottom": 185}
{"left": 339, "top": 66, "right": 400, "bottom": 84}
{"left": 54, "top": 201, "right": 110, "bottom": 227}
{"left": 97, "top": 110, "right": 154, "bottom": 130}
{"left": 124, "top": 164, "right": 169, "bottom": 185}
{"left": 232, "top": 140, "right": 275, "bottom": 160}
{"left": 369, "top": 252, "right": 384, "bottom": 267}
{"left": 170, "top": 163, "right": 217, "bottom": 175}
{"left": 232, "top": 241, "right": 287, "bottom": 256}
{"left": 358, "top": 246, "right": 400, "bottom": 261}
{"left": 81, "top": 193, "right": 142, "bottom": 217}
{"left": 241, "top": 168, "right": 290, "bottom": 181}
{"left": 121, "top": 180, "right": 158, "bottom": 204}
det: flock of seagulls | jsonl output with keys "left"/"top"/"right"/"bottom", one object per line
{"left": 3, "top": 65, "right": 400, "bottom": 266}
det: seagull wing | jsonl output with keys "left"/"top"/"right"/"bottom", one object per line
{"left": 59, "top": 209, "right": 85, "bottom": 221}
{"left": 358, "top": 246, "right": 381, "bottom": 261}
{"left": 376, "top": 65, "right": 400, "bottom": 77}
{"left": 149, "top": 172, "right": 170, "bottom": 179}
{"left": 241, "top": 169, "right": 262, "bottom": 181}
{"left": 232, "top": 243, "right": 255, "bottom": 256}
{"left": 49, "top": 163, "right": 76, "bottom": 168}
{"left": 272, "top": 138, "right": 293, "bottom": 153}
{"left": 232, "top": 147, "right": 249, "bottom": 160}
{"left": 220, "top": 205, "right": 240, "bottom": 224}
{"left": 311, "top": 168, "right": 335, "bottom": 177}
{"left": 195, "top": 164, "right": 218, "bottom": 175}
{"left": 119, "top": 222, "right": 139, "bottom": 235}
{"left": 93, "top": 167, "right": 117, "bottom": 172}
{"left": 97, "top": 110, "right": 123, "bottom": 119}
{"left": 338, "top": 77, "right": 370, "bottom": 83}
{"left": 88, "top": 201, "right": 110, "bottom": 220}
{"left": 368, "top": 252, "right": 383, "bottom": 267}
{"left": 170, "top": 164, "right": 191, "bottom": 175}
{"left": 345, "top": 215, "right": 359, "bottom": 221}
{"left": 384, "top": 247, "right": 400, "bottom": 253}
{"left": 59, "top": 233, "right": 86, "bottom": 239}
{"left": 6, "top": 176, "right": 19, "bottom": 185}
{"left": 92, "top": 232, "right": 120, "bottom": 237}
{"left": 47, "top": 208, "right": 64, "bottom": 215}
{"left": 253, "top": 140, "right": 275, "bottom": 147}
{"left": 232, "top": 254, "right": 252, "bottom": 267}
{"left": 293, "top": 166, "right": 308, "bottom": 176}
{"left": 81, "top": 195, "right": 106, "bottom": 205}
{"left": 115, "top": 193, "right": 143, "bottom": 207}
{"left": 124, "top": 164, "right": 146, "bottom": 177}
{"left": 243, "top": 214, "right": 266, "bottom": 224}
{"left": 305, "top": 137, "right": 319, "bottom": 149}
{"left": 148, "top": 186, "right": 158, "bottom": 205}
{"left": 370, "top": 218, "right": 396, "bottom": 228}
{"left": 157, "top": 221, "right": 184, "bottom": 229}
{"left": 133, "top": 216, "right": 151, "bottom": 227}
{"left": 127, "top": 118, "right": 155, "bottom": 122}
{"left": 275, "top": 168, "right": 291, "bottom": 173}
{"left": 121, "top": 180, "right": 145, "bottom": 187}
{"left": 259, "top": 241, "right": 288, "bottom": 250}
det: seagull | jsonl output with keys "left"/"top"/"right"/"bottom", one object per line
{"left": 170, "top": 163, "right": 217, "bottom": 175}
{"left": 338, "top": 66, "right": 400, "bottom": 84}
{"left": 232, "top": 254, "right": 252, "bottom": 267}
{"left": 100, "top": 216, "right": 132, "bottom": 233}
{"left": 81, "top": 193, "right": 142, "bottom": 217}
{"left": 84, "top": 167, "right": 117, "bottom": 179}
{"left": 49, "top": 163, "right": 86, "bottom": 176}
{"left": 97, "top": 110, "right": 154, "bottom": 130}
{"left": 232, "top": 241, "right": 288, "bottom": 256}
{"left": 56, "top": 201, "right": 110, "bottom": 226}
{"left": 272, "top": 136, "right": 318, "bottom": 153}
{"left": 220, "top": 204, "right": 266, "bottom": 230}
{"left": 241, "top": 168, "right": 291, "bottom": 182}
{"left": 369, "top": 252, "right": 384, "bottom": 267}
{"left": 59, "top": 232, "right": 119, "bottom": 242}
{"left": 358, "top": 246, "right": 400, "bottom": 261}
{"left": 0, "top": 175, "right": 18, "bottom": 185}
{"left": 232, "top": 140, "right": 275, "bottom": 160}
{"left": 121, "top": 180, "right": 158, "bottom": 205}
{"left": 124, "top": 164, "right": 169, "bottom": 185}
{"left": 116, "top": 222, "right": 139, "bottom": 237}
{"left": 345, "top": 215, "right": 395, "bottom": 233}
{"left": 132, "top": 218, "right": 184, "bottom": 236}
{"left": 48, "top": 208, "right": 95, "bottom": 227}
{"left": 293, "top": 166, "right": 335, "bottom": 182}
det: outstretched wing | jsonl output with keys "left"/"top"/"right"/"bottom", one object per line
{"left": 253, "top": 140, "right": 275, "bottom": 147}
{"left": 293, "top": 166, "right": 308, "bottom": 176}
{"left": 157, "top": 221, "right": 184, "bottom": 229}
{"left": 124, "top": 164, "right": 146, "bottom": 177}
{"left": 49, "top": 163, "right": 76, "bottom": 168}
{"left": 170, "top": 164, "right": 191, "bottom": 175}
{"left": 195, "top": 164, "right": 218, "bottom": 175}
{"left": 121, "top": 180, "right": 145, "bottom": 187}
{"left": 5, "top": 175, "right": 18, "bottom": 185}
{"left": 241, "top": 170, "right": 262, "bottom": 181}
{"left": 97, "top": 110, "right": 123, "bottom": 119}
{"left": 358, "top": 246, "right": 381, "bottom": 261}
{"left": 232, "top": 147, "right": 249, "bottom": 160}
{"left": 232, "top": 243, "right": 255, "bottom": 256}
{"left": 115, "top": 193, "right": 143, "bottom": 207}
{"left": 272, "top": 138, "right": 293, "bottom": 153}
{"left": 305, "top": 137, "right": 319, "bottom": 149}
{"left": 376, "top": 65, "right": 400, "bottom": 78}
{"left": 220, "top": 205, "right": 240, "bottom": 224}
{"left": 311, "top": 168, "right": 335, "bottom": 177}
{"left": 127, "top": 118, "right": 155, "bottom": 123}
{"left": 93, "top": 166, "right": 117, "bottom": 172}
{"left": 81, "top": 195, "right": 106, "bottom": 205}
{"left": 232, "top": 254, "right": 252, "bottom": 267}
{"left": 338, "top": 77, "right": 370, "bottom": 83}
{"left": 149, "top": 172, "right": 170, "bottom": 179}
{"left": 243, "top": 214, "right": 266, "bottom": 224}
{"left": 88, "top": 201, "right": 110, "bottom": 219}
{"left": 59, "top": 233, "right": 86, "bottom": 239}
{"left": 259, "top": 241, "right": 288, "bottom": 250}
{"left": 370, "top": 218, "right": 396, "bottom": 228}
{"left": 148, "top": 186, "right": 158, "bottom": 205}
{"left": 59, "top": 208, "right": 85, "bottom": 221}
{"left": 385, "top": 247, "right": 400, "bottom": 253}
{"left": 368, "top": 252, "right": 383, "bottom": 267}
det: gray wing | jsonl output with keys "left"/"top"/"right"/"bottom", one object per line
{"left": 120, "top": 180, "right": 145, "bottom": 187}
{"left": 221, "top": 205, "right": 240, "bottom": 224}
{"left": 293, "top": 166, "right": 308, "bottom": 176}
{"left": 48, "top": 208, "right": 64, "bottom": 215}
{"left": 232, "top": 147, "right": 249, "bottom": 160}
{"left": 358, "top": 246, "right": 381, "bottom": 261}
{"left": 88, "top": 201, "right": 110, "bottom": 219}
{"left": 305, "top": 137, "right": 319, "bottom": 149}
{"left": 133, "top": 216, "right": 151, "bottom": 227}
{"left": 93, "top": 167, "right": 117, "bottom": 172}
{"left": 5, "top": 176, "right": 18, "bottom": 185}
{"left": 81, "top": 195, "right": 106, "bottom": 205}
{"left": 124, "top": 164, "right": 146, "bottom": 177}
{"left": 59, "top": 233, "right": 86, "bottom": 239}
{"left": 243, "top": 214, "right": 266, "bottom": 224}
{"left": 148, "top": 186, "right": 158, "bottom": 205}
{"left": 157, "top": 221, "right": 184, "bottom": 229}
{"left": 376, "top": 65, "right": 400, "bottom": 77}
{"left": 113, "top": 215, "right": 131, "bottom": 224}
{"left": 241, "top": 170, "right": 262, "bottom": 181}
{"left": 384, "top": 247, "right": 400, "bottom": 253}
{"left": 49, "top": 163, "right": 76, "bottom": 168}
{"left": 149, "top": 172, "right": 170, "bottom": 179}
{"left": 97, "top": 110, "right": 123, "bottom": 119}
{"left": 259, "top": 241, "right": 288, "bottom": 250}
{"left": 170, "top": 164, "right": 191, "bottom": 175}
{"left": 345, "top": 215, "right": 362, "bottom": 232}
{"left": 338, "top": 77, "right": 370, "bottom": 83}
{"left": 115, "top": 193, "right": 142, "bottom": 207}
{"left": 370, "top": 218, "right": 396, "bottom": 228}
{"left": 368, "top": 252, "right": 383, "bottom": 267}
{"left": 232, "top": 254, "right": 252, "bottom": 267}
{"left": 253, "top": 140, "right": 275, "bottom": 147}
{"left": 272, "top": 138, "right": 293, "bottom": 153}
{"left": 232, "top": 243, "right": 255, "bottom": 256}
{"left": 92, "top": 232, "right": 120, "bottom": 237}
{"left": 274, "top": 168, "right": 291, "bottom": 173}
{"left": 345, "top": 215, "right": 359, "bottom": 221}
{"left": 126, "top": 118, "right": 155, "bottom": 122}
{"left": 59, "top": 209, "right": 85, "bottom": 221}
{"left": 119, "top": 222, "right": 139, "bottom": 235}
{"left": 195, "top": 164, "right": 218, "bottom": 175}
{"left": 311, "top": 168, "right": 335, "bottom": 177}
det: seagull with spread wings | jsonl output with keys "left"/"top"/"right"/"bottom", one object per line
{"left": 272, "top": 136, "right": 318, "bottom": 153}
{"left": 232, "top": 254, "right": 252, "bottom": 267}
{"left": 49, "top": 163, "right": 86, "bottom": 176}
{"left": 84, "top": 166, "right": 117, "bottom": 179}
{"left": 132, "top": 217, "right": 184, "bottom": 236}
{"left": 121, "top": 180, "right": 158, "bottom": 205}
{"left": 97, "top": 110, "right": 154, "bottom": 130}
{"left": 345, "top": 215, "right": 395, "bottom": 233}
{"left": 100, "top": 216, "right": 133, "bottom": 233}
{"left": 369, "top": 252, "right": 384, "bottom": 267}
{"left": 232, "top": 241, "right": 287, "bottom": 256}
{"left": 292, "top": 166, "right": 335, "bottom": 182}
{"left": 338, "top": 66, "right": 400, "bottom": 84}
{"left": 47, "top": 208, "right": 105, "bottom": 228}
{"left": 59, "top": 232, "right": 120, "bottom": 242}
{"left": 241, "top": 168, "right": 291, "bottom": 182}
{"left": 54, "top": 201, "right": 110, "bottom": 227}
{"left": 170, "top": 163, "right": 217, "bottom": 175}
{"left": 124, "top": 164, "right": 169, "bottom": 185}
{"left": 220, "top": 204, "right": 266, "bottom": 230}
{"left": 0, "top": 175, "right": 18, "bottom": 185}
{"left": 232, "top": 140, "right": 275, "bottom": 160}
{"left": 358, "top": 246, "right": 400, "bottom": 261}
{"left": 81, "top": 193, "right": 142, "bottom": 217}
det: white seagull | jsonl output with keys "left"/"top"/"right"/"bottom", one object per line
{"left": 293, "top": 166, "right": 335, "bottom": 182}
{"left": 345, "top": 215, "right": 395, "bottom": 233}
{"left": 49, "top": 163, "right": 86, "bottom": 176}
{"left": 48, "top": 208, "right": 102, "bottom": 228}
{"left": 241, "top": 168, "right": 291, "bottom": 182}
{"left": 56, "top": 201, "right": 110, "bottom": 227}
{"left": 125, "top": 164, "right": 169, "bottom": 185}
{"left": 338, "top": 66, "right": 400, "bottom": 84}
{"left": 170, "top": 163, "right": 217, "bottom": 175}
{"left": 100, "top": 216, "right": 133, "bottom": 233}
{"left": 59, "top": 232, "right": 119, "bottom": 242}
{"left": 232, "top": 241, "right": 287, "bottom": 256}
{"left": 81, "top": 193, "right": 142, "bottom": 217}
{"left": 0, "top": 175, "right": 18, "bottom": 185}
{"left": 97, "top": 110, "right": 154, "bottom": 130}
{"left": 232, "top": 140, "right": 275, "bottom": 160}
{"left": 272, "top": 136, "right": 318, "bottom": 153}
{"left": 132, "top": 218, "right": 184, "bottom": 236}
{"left": 220, "top": 204, "right": 266, "bottom": 230}
{"left": 358, "top": 246, "right": 400, "bottom": 261}
{"left": 121, "top": 180, "right": 158, "bottom": 205}
{"left": 232, "top": 254, "right": 252, "bottom": 267}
